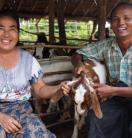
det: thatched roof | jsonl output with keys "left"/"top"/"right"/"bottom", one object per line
{"left": 0, "top": 0, "right": 131, "bottom": 21}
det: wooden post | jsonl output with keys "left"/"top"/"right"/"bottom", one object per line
{"left": 0, "top": 0, "right": 5, "bottom": 9}
{"left": 57, "top": 0, "right": 66, "bottom": 45}
{"left": 89, "top": 20, "right": 98, "bottom": 42}
{"left": 35, "top": 19, "right": 40, "bottom": 32}
{"left": 98, "top": 0, "right": 107, "bottom": 40}
{"left": 49, "top": 0, "right": 55, "bottom": 44}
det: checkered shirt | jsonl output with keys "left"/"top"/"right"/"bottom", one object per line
{"left": 76, "top": 37, "right": 132, "bottom": 86}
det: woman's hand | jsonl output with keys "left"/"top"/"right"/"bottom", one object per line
{"left": 0, "top": 113, "right": 22, "bottom": 134}
{"left": 60, "top": 82, "right": 71, "bottom": 96}
{"left": 93, "top": 83, "right": 116, "bottom": 98}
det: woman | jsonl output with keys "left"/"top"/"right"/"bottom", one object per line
{"left": 0, "top": 10, "right": 70, "bottom": 138}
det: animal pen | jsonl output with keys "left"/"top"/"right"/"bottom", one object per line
{"left": 0, "top": 0, "right": 131, "bottom": 137}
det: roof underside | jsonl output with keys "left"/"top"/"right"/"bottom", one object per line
{"left": 0, "top": 0, "right": 131, "bottom": 21}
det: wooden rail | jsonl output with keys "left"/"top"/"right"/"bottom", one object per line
{"left": 38, "top": 108, "right": 74, "bottom": 128}
{"left": 46, "top": 118, "right": 73, "bottom": 128}
{"left": 19, "top": 44, "right": 85, "bottom": 49}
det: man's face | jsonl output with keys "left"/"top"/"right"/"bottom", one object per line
{"left": 111, "top": 6, "right": 132, "bottom": 39}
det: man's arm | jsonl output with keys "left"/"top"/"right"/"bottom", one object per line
{"left": 94, "top": 84, "right": 132, "bottom": 98}
{"left": 113, "top": 86, "right": 132, "bottom": 97}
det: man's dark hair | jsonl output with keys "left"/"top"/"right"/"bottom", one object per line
{"left": 0, "top": 10, "right": 20, "bottom": 31}
{"left": 111, "top": 2, "right": 132, "bottom": 20}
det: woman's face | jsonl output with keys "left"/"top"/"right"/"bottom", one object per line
{"left": 111, "top": 6, "right": 132, "bottom": 39}
{"left": 0, "top": 16, "right": 19, "bottom": 52}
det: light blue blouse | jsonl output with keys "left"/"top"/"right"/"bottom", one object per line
{"left": 0, "top": 49, "right": 43, "bottom": 101}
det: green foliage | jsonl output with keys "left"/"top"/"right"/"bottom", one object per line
{"left": 19, "top": 18, "right": 93, "bottom": 45}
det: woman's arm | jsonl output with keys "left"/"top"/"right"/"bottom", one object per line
{"left": 32, "top": 80, "right": 70, "bottom": 99}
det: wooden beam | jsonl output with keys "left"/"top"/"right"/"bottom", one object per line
{"left": 106, "top": 0, "right": 121, "bottom": 18}
{"left": 17, "top": 11, "right": 95, "bottom": 21}
{"left": 0, "top": 0, "right": 5, "bottom": 9}
{"left": 19, "top": 44, "right": 84, "bottom": 49}
{"left": 64, "top": 0, "right": 70, "bottom": 12}
{"left": 49, "top": 0, "right": 55, "bottom": 44}
{"left": 32, "top": 0, "right": 38, "bottom": 11}
{"left": 72, "top": 0, "right": 84, "bottom": 16}
{"left": 17, "top": 0, "right": 23, "bottom": 11}
{"left": 98, "top": 0, "right": 107, "bottom": 40}
{"left": 57, "top": 0, "right": 66, "bottom": 45}
{"left": 83, "top": 2, "right": 95, "bottom": 17}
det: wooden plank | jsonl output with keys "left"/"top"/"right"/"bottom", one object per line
{"left": 39, "top": 108, "right": 72, "bottom": 118}
{"left": 46, "top": 118, "right": 73, "bottom": 128}
{"left": 19, "top": 44, "right": 85, "bottom": 49}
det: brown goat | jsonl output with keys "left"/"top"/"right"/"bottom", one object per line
{"left": 48, "top": 58, "right": 107, "bottom": 138}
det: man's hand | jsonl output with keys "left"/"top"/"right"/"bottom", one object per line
{"left": 93, "top": 83, "right": 116, "bottom": 98}
{"left": 0, "top": 113, "right": 22, "bottom": 134}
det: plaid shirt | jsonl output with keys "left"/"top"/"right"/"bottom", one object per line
{"left": 76, "top": 37, "right": 132, "bottom": 86}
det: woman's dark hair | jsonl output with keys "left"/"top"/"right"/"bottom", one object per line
{"left": 111, "top": 2, "right": 132, "bottom": 20}
{"left": 0, "top": 10, "right": 20, "bottom": 31}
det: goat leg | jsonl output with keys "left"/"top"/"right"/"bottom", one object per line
{"left": 71, "top": 106, "right": 79, "bottom": 138}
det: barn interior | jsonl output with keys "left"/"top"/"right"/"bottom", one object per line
{"left": 0, "top": 0, "right": 131, "bottom": 137}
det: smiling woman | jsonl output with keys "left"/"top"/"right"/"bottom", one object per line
{"left": 0, "top": 10, "right": 71, "bottom": 138}
{"left": 0, "top": 12, "right": 19, "bottom": 69}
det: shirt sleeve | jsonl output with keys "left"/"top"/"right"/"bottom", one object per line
{"left": 30, "top": 57, "right": 44, "bottom": 84}
{"left": 76, "top": 39, "right": 111, "bottom": 61}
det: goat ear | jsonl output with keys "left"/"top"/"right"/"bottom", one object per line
{"left": 90, "top": 91, "right": 103, "bottom": 119}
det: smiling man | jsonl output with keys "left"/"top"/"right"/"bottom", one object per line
{"left": 71, "top": 2, "right": 132, "bottom": 138}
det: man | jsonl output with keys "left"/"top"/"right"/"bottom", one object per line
{"left": 71, "top": 2, "right": 132, "bottom": 138}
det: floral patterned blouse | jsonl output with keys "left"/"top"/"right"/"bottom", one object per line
{"left": 0, "top": 49, "right": 43, "bottom": 101}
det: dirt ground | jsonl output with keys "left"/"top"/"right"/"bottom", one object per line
{"left": 49, "top": 121, "right": 87, "bottom": 138}
{"left": 31, "top": 99, "right": 87, "bottom": 138}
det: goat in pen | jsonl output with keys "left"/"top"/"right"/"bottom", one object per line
{"left": 48, "top": 58, "right": 107, "bottom": 138}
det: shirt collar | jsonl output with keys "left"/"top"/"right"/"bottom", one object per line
{"left": 111, "top": 37, "right": 132, "bottom": 52}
